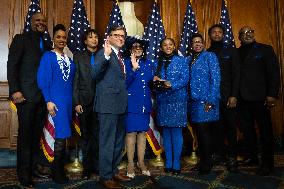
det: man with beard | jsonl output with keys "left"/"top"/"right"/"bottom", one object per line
{"left": 7, "top": 12, "right": 52, "bottom": 187}
{"left": 207, "top": 24, "right": 240, "bottom": 172}
{"left": 237, "top": 26, "right": 280, "bottom": 176}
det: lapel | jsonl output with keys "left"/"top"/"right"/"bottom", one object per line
{"left": 83, "top": 51, "right": 93, "bottom": 77}
{"left": 243, "top": 42, "right": 258, "bottom": 64}
{"left": 28, "top": 32, "right": 42, "bottom": 56}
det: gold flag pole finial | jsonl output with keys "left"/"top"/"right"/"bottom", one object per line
{"left": 155, "top": 0, "right": 157, "bottom": 3}
{"left": 190, "top": 0, "right": 193, "bottom": 3}
{"left": 224, "top": 0, "right": 228, "bottom": 5}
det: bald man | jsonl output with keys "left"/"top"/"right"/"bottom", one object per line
{"left": 237, "top": 26, "right": 280, "bottom": 176}
{"left": 7, "top": 12, "right": 52, "bottom": 187}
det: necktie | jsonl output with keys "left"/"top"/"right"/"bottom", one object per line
{"left": 39, "top": 37, "right": 44, "bottom": 52}
{"left": 90, "top": 53, "right": 95, "bottom": 66}
{"left": 117, "top": 52, "right": 125, "bottom": 78}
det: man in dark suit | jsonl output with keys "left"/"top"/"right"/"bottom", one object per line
{"left": 238, "top": 26, "right": 280, "bottom": 176}
{"left": 207, "top": 24, "right": 240, "bottom": 172}
{"left": 7, "top": 12, "right": 52, "bottom": 187}
{"left": 73, "top": 28, "right": 99, "bottom": 179}
{"left": 93, "top": 26, "right": 130, "bottom": 189}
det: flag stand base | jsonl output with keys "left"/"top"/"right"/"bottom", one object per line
{"left": 183, "top": 151, "right": 198, "bottom": 165}
{"left": 149, "top": 154, "right": 164, "bottom": 167}
{"left": 118, "top": 161, "right": 127, "bottom": 170}
{"left": 65, "top": 157, "right": 83, "bottom": 173}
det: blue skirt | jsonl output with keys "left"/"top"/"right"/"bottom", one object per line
{"left": 126, "top": 113, "right": 150, "bottom": 133}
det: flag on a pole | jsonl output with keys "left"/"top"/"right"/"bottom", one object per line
{"left": 179, "top": 0, "right": 198, "bottom": 56}
{"left": 142, "top": 2, "right": 166, "bottom": 61}
{"left": 67, "top": 0, "right": 90, "bottom": 53}
{"left": 23, "top": 0, "right": 51, "bottom": 43}
{"left": 219, "top": 0, "right": 235, "bottom": 47}
{"left": 41, "top": 114, "right": 55, "bottom": 162}
{"left": 105, "top": 1, "right": 125, "bottom": 39}
{"left": 143, "top": 2, "right": 166, "bottom": 156}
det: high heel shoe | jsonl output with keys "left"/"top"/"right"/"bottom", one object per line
{"left": 137, "top": 162, "right": 151, "bottom": 176}
{"left": 126, "top": 163, "right": 135, "bottom": 179}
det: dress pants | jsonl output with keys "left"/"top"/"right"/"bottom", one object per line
{"left": 16, "top": 99, "right": 46, "bottom": 181}
{"left": 238, "top": 100, "right": 274, "bottom": 168}
{"left": 163, "top": 127, "right": 183, "bottom": 170}
{"left": 79, "top": 103, "right": 99, "bottom": 173}
{"left": 98, "top": 113, "right": 126, "bottom": 180}
{"left": 195, "top": 122, "right": 212, "bottom": 170}
{"left": 211, "top": 101, "right": 238, "bottom": 158}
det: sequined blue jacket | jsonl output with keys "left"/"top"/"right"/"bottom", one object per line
{"left": 188, "top": 50, "right": 221, "bottom": 123}
{"left": 155, "top": 55, "right": 189, "bottom": 127}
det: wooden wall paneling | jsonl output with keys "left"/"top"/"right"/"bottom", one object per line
{"left": 275, "top": 0, "right": 284, "bottom": 137}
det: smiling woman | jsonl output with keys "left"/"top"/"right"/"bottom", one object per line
{"left": 37, "top": 23, "right": 76, "bottom": 184}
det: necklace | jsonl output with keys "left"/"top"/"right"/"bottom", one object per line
{"left": 54, "top": 51, "right": 71, "bottom": 81}
{"left": 191, "top": 52, "right": 201, "bottom": 66}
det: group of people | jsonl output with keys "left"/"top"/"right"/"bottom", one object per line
{"left": 7, "top": 11, "right": 280, "bottom": 189}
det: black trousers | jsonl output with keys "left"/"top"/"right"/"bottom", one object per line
{"left": 78, "top": 104, "right": 99, "bottom": 172}
{"left": 194, "top": 122, "right": 212, "bottom": 169}
{"left": 211, "top": 101, "right": 238, "bottom": 158}
{"left": 16, "top": 99, "right": 46, "bottom": 179}
{"left": 238, "top": 99, "right": 274, "bottom": 168}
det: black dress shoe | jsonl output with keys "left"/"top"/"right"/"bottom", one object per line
{"left": 256, "top": 166, "right": 273, "bottom": 176}
{"left": 240, "top": 157, "right": 259, "bottom": 166}
{"left": 172, "top": 169, "right": 181, "bottom": 175}
{"left": 164, "top": 168, "right": 172, "bottom": 173}
{"left": 81, "top": 170, "right": 91, "bottom": 179}
{"left": 19, "top": 179, "right": 34, "bottom": 188}
{"left": 33, "top": 169, "right": 50, "bottom": 179}
{"left": 227, "top": 158, "right": 238, "bottom": 173}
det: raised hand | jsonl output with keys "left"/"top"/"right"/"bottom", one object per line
{"left": 131, "top": 53, "right": 139, "bottom": 71}
{"left": 104, "top": 36, "right": 112, "bottom": 56}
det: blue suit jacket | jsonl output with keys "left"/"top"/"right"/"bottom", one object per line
{"left": 125, "top": 58, "right": 154, "bottom": 114}
{"left": 93, "top": 49, "right": 127, "bottom": 114}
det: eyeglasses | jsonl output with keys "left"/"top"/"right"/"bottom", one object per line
{"left": 192, "top": 40, "right": 203, "bottom": 44}
{"left": 240, "top": 29, "right": 254, "bottom": 35}
{"left": 110, "top": 34, "right": 125, "bottom": 39}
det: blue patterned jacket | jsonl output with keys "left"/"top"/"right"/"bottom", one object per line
{"left": 188, "top": 50, "right": 221, "bottom": 123}
{"left": 155, "top": 55, "right": 189, "bottom": 127}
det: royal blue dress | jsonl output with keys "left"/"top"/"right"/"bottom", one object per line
{"left": 188, "top": 50, "right": 221, "bottom": 123}
{"left": 37, "top": 51, "right": 76, "bottom": 138}
{"left": 125, "top": 58, "right": 154, "bottom": 133}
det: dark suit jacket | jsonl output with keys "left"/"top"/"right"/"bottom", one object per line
{"left": 238, "top": 42, "right": 280, "bottom": 101}
{"left": 93, "top": 49, "right": 127, "bottom": 114}
{"left": 7, "top": 31, "right": 52, "bottom": 102}
{"left": 208, "top": 46, "right": 240, "bottom": 103}
{"left": 73, "top": 50, "right": 96, "bottom": 106}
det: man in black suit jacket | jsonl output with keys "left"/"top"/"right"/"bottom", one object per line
{"left": 238, "top": 26, "right": 280, "bottom": 176}
{"left": 73, "top": 28, "right": 99, "bottom": 179}
{"left": 208, "top": 24, "right": 240, "bottom": 172}
{"left": 7, "top": 12, "right": 52, "bottom": 187}
{"left": 93, "top": 26, "right": 130, "bottom": 189}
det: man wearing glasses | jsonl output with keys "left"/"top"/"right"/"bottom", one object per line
{"left": 93, "top": 26, "right": 130, "bottom": 189}
{"left": 238, "top": 26, "right": 280, "bottom": 176}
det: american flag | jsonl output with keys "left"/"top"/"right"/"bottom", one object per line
{"left": 179, "top": 0, "right": 198, "bottom": 56}
{"left": 105, "top": 1, "right": 125, "bottom": 39}
{"left": 143, "top": 2, "right": 166, "bottom": 61}
{"left": 219, "top": 0, "right": 235, "bottom": 47}
{"left": 23, "top": 0, "right": 51, "bottom": 42}
{"left": 67, "top": 0, "right": 90, "bottom": 53}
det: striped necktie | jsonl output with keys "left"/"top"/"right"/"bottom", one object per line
{"left": 117, "top": 52, "right": 125, "bottom": 78}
